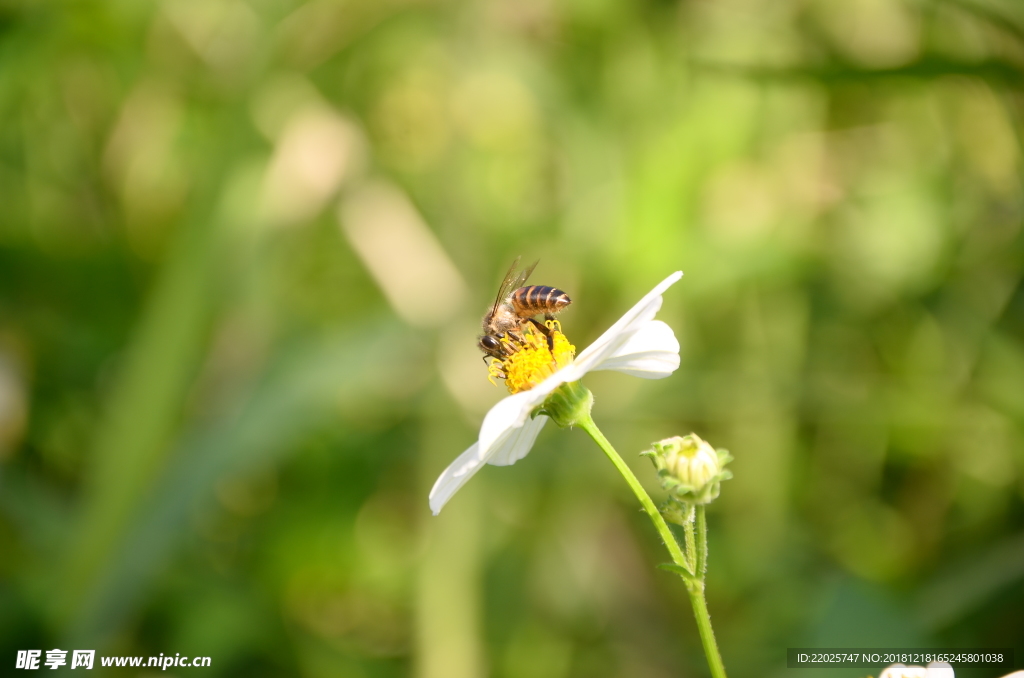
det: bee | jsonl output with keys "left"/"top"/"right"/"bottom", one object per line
{"left": 479, "top": 257, "right": 572, "bottom": 359}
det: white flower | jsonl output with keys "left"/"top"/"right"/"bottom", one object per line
{"left": 880, "top": 663, "right": 954, "bottom": 678}
{"left": 429, "top": 271, "right": 683, "bottom": 515}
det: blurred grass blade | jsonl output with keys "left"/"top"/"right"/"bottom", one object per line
{"left": 916, "top": 530, "right": 1024, "bottom": 630}
{"left": 61, "top": 203, "right": 221, "bottom": 625}
{"left": 67, "top": 321, "right": 418, "bottom": 644}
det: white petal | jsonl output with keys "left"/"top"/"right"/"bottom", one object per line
{"left": 924, "top": 664, "right": 954, "bottom": 678}
{"left": 428, "top": 414, "right": 549, "bottom": 514}
{"left": 478, "top": 389, "right": 548, "bottom": 457}
{"left": 879, "top": 668, "right": 923, "bottom": 678}
{"left": 431, "top": 386, "right": 552, "bottom": 515}
{"left": 592, "top": 320, "right": 680, "bottom": 378}
{"left": 574, "top": 271, "right": 682, "bottom": 374}
{"left": 487, "top": 413, "right": 548, "bottom": 466}
{"left": 429, "top": 443, "right": 486, "bottom": 515}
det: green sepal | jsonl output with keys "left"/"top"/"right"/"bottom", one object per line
{"left": 659, "top": 498, "right": 694, "bottom": 526}
{"left": 537, "top": 380, "right": 593, "bottom": 428}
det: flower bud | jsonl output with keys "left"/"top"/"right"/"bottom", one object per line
{"left": 642, "top": 434, "right": 732, "bottom": 505}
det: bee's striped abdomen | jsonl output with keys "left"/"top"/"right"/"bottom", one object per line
{"left": 512, "top": 285, "right": 571, "bottom": 317}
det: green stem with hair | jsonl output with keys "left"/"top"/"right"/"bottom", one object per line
{"left": 576, "top": 412, "right": 728, "bottom": 678}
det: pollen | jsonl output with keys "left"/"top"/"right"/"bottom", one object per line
{"left": 488, "top": 320, "right": 575, "bottom": 394}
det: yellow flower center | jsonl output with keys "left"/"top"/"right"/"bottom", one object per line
{"left": 487, "top": 320, "right": 576, "bottom": 394}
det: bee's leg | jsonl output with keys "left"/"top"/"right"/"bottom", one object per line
{"left": 527, "top": 317, "right": 555, "bottom": 350}
{"left": 504, "top": 326, "right": 530, "bottom": 348}
{"left": 499, "top": 333, "right": 526, "bottom": 357}
{"left": 527, "top": 317, "right": 550, "bottom": 334}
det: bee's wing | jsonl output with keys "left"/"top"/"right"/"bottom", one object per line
{"left": 490, "top": 257, "right": 538, "bottom": 313}
{"left": 509, "top": 259, "right": 538, "bottom": 292}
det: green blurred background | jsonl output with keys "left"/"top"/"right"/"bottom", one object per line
{"left": 1, "top": 0, "right": 1023, "bottom": 675}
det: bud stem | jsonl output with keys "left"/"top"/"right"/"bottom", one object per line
{"left": 684, "top": 511, "right": 698, "bottom": 575}
{"left": 696, "top": 505, "right": 709, "bottom": 577}
{"left": 576, "top": 412, "right": 728, "bottom": 678}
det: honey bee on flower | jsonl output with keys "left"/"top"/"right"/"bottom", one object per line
{"left": 429, "top": 270, "right": 683, "bottom": 514}
{"left": 477, "top": 257, "right": 572, "bottom": 376}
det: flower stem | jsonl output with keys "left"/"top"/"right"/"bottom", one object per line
{"left": 690, "top": 505, "right": 726, "bottom": 678}
{"left": 576, "top": 413, "right": 728, "bottom": 678}
{"left": 688, "top": 579, "right": 727, "bottom": 678}
{"left": 577, "top": 413, "right": 688, "bottom": 571}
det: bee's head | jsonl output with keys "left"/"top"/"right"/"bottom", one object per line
{"left": 479, "top": 334, "right": 502, "bottom": 356}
